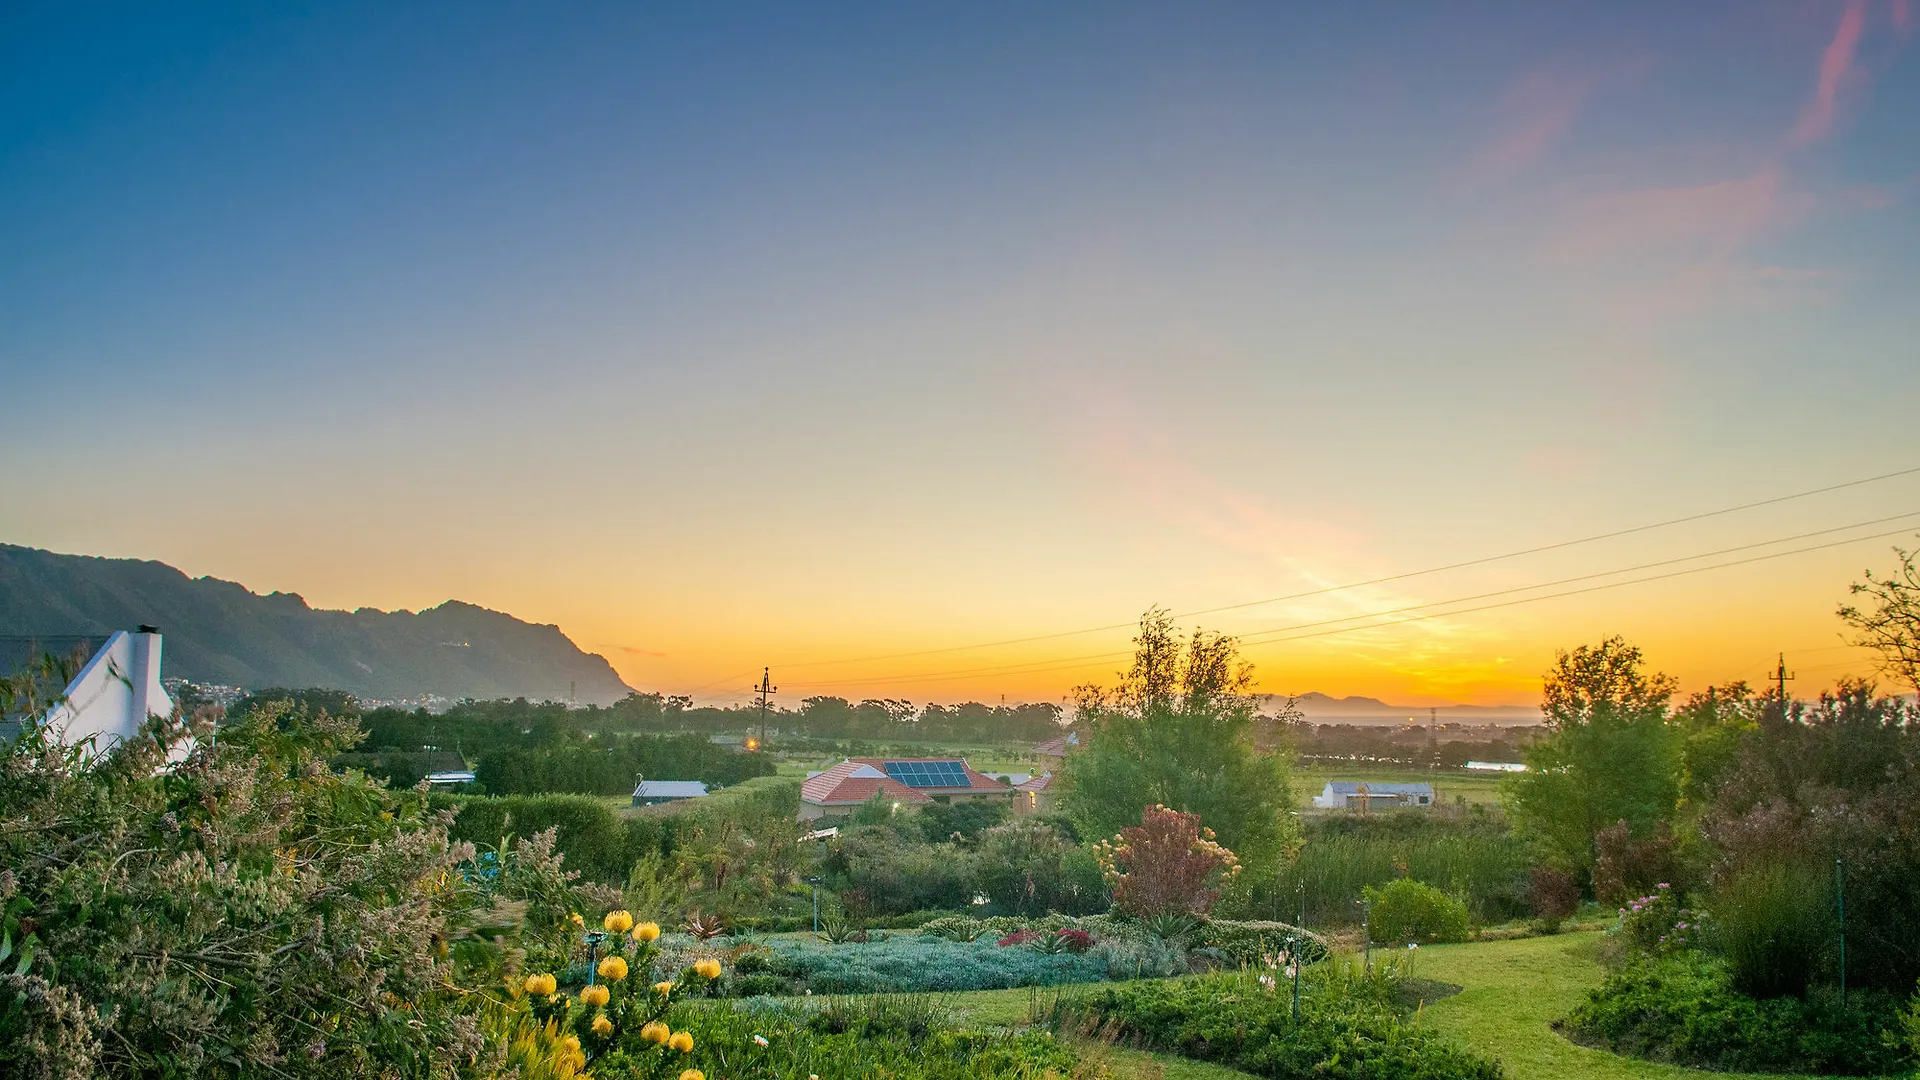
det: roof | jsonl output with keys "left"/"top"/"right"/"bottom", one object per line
{"left": 633, "top": 780, "right": 709, "bottom": 798}
{"left": 852, "top": 757, "right": 1006, "bottom": 794}
{"left": 424, "top": 771, "right": 477, "bottom": 784}
{"left": 1322, "top": 781, "right": 1433, "bottom": 796}
{"left": 1033, "top": 731, "right": 1081, "bottom": 757}
{"left": 801, "top": 761, "right": 933, "bottom": 806}
{"left": 1015, "top": 772, "right": 1055, "bottom": 793}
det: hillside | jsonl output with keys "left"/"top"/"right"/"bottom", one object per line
{"left": 1265, "top": 692, "right": 1542, "bottom": 725}
{"left": 0, "top": 545, "right": 633, "bottom": 705}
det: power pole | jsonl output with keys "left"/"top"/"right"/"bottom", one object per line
{"left": 1770, "top": 653, "right": 1795, "bottom": 703}
{"left": 751, "top": 668, "right": 776, "bottom": 748}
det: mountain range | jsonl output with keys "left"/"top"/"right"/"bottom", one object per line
{"left": 0, "top": 545, "right": 633, "bottom": 705}
{"left": 1261, "top": 692, "right": 1542, "bottom": 725}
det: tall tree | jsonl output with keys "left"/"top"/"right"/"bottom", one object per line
{"left": 1838, "top": 540, "right": 1920, "bottom": 694}
{"left": 1504, "top": 636, "right": 1680, "bottom": 884}
{"left": 1061, "top": 609, "right": 1300, "bottom": 871}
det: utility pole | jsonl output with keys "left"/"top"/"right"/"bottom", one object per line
{"left": 1836, "top": 856, "right": 1847, "bottom": 1009}
{"left": 751, "top": 668, "right": 776, "bottom": 748}
{"left": 1771, "top": 653, "right": 1795, "bottom": 703}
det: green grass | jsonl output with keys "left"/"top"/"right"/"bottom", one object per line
{"left": 1415, "top": 932, "right": 1850, "bottom": 1080}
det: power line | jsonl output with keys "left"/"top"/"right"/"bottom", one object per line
{"left": 770, "top": 463, "right": 1920, "bottom": 673}
{"left": 786, "top": 519, "right": 1920, "bottom": 691}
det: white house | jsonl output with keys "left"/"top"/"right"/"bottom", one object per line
{"left": 1464, "top": 761, "right": 1527, "bottom": 772}
{"left": 39, "top": 627, "right": 176, "bottom": 757}
{"left": 1311, "top": 780, "right": 1434, "bottom": 810}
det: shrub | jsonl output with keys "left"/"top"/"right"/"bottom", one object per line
{"left": 1095, "top": 804, "right": 1241, "bottom": 918}
{"left": 971, "top": 818, "right": 1103, "bottom": 916}
{"left": 1198, "top": 920, "right": 1330, "bottom": 967}
{"left": 750, "top": 935, "right": 1107, "bottom": 995}
{"left": 918, "top": 915, "right": 987, "bottom": 942}
{"left": 1592, "top": 820, "right": 1687, "bottom": 906}
{"left": 1712, "top": 863, "right": 1833, "bottom": 999}
{"left": 440, "top": 792, "right": 656, "bottom": 883}
{"left": 1363, "top": 879, "right": 1472, "bottom": 944}
{"left": 1528, "top": 866, "right": 1580, "bottom": 932}
{"left": 1040, "top": 967, "right": 1503, "bottom": 1080}
{"left": 1562, "top": 951, "right": 1909, "bottom": 1075}
{"left": 1258, "top": 812, "right": 1531, "bottom": 927}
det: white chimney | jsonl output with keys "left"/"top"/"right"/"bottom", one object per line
{"left": 42, "top": 627, "right": 176, "bottom": 756}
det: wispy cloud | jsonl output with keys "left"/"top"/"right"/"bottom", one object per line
{"left": 1470, "top": 70, "right": 1597, "bottom": 183}
{"left": 1790, "top": 0, "right": 1869, "bottom": 147}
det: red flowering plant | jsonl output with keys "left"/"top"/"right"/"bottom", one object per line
{"left": 1093, "top": 805, "right": 1241, "bottom": 918}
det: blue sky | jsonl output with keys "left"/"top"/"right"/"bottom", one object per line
{"left": 3, "top": 2, "right": 1917, "bottom": 705}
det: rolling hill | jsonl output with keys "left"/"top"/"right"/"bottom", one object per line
{"left": 0, "top": 545, "right": 633, "bottom": 705}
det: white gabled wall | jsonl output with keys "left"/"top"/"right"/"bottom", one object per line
{"left": 43, "top": 629, "right": 175, "bottom": 753}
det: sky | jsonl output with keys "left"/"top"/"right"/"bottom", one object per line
{"left": 3, "top": 1, "right": 1919, "bottom": 709}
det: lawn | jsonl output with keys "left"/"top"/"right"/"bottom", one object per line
{"left": 1415, "top": 932, "right": 1849, "bottom": 1080}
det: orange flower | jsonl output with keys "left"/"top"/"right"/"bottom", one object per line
{"left": 640, "top": 1021, "right": 671, "bottom": 1045}
{"left": 591, "top": 1014, "right": 614, "bottom": 1037}
{"left": 522, "top": 973, "right": 557, "bottom": 997}
{"left": 597, "top": 955, "right": 629, "bottom": 982}
{"left": 579, "top": 984, "right": 609, "bottom": 1007}
{"left": 652, "top": 980, "right": 675, "bottom": 996}
{"left": 669, "top": 1030, "right": 694, "bottom": 1053}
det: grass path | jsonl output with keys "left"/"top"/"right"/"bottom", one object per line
{"left": 1416, "top": 932, "right": 1836, "bottom": 1080}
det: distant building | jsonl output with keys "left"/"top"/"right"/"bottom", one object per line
{"left": 1311, "top": 780, "right": 1434, "bottom": 810}
{"left": 1013, "top": 771, "right": 1059, "bottom": 816}
{"left": 632, "top": 780, "right": 709, "bottom": 806}
{"left": 799, "top": 757, "right": 1012, "bottom": 822}
{"left": 423, "top": 770, "right": 477, "bottom": 787}
{"left": 1033, "top": 731, "right": 1081, "bottom": 759}
{"left": 1464, "top": 761, "right": 1527, "bottom": 772}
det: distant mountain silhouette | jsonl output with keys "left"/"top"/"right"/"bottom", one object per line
{"left": 0, "top": 545, "right": 633, "bottom": 705}
{"left": 1260, "top": 691, "right": 1541, "bottom": 724}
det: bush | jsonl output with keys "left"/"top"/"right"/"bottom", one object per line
{"left": 1528, "top": 867, "right": 1580, "bottom": 932}
{"left": 1712, "top": 863, "right": 1833, "bottom": 999}
{"left": 1258, "top": 812, "right": 1531, "bottom": 927}
{"left": 971, "top": 818, "right": 1105, "bottom": 916}
{"left": 750, "top": 935, "right": 1107, "bottom": 995}
{"left": 1364, "top": 879, "right": 1472, "bottom": 944}
{"left": 1095, "top": 804, "right": 1241, "bottom": 918}
{"left": 1040, "top": 968, "right": 1502, "bottom": 1080}
{"left": 822, "top": 825, "right": 975, "bottom": 914}
{"left": 1562, "top": 952, "right": 1909, "bottom": 1075}
{"left": 1198, "top": 919, "right": 1330, "bottom": 967}
{"left": 439, "top": 792, "right": 655, "bottom": 883}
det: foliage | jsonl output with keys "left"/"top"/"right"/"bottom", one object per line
{"left": 1062, "top": 608, "right": 1300, "bottom": 872}
{"left": 1589, "top": 820, "right": 1685, "bottom": 907}
{"left": 0, "top": 700, "right": 583, "bottom": 1079}
{"left": 1094, "top": 804, "right": 1241, "bottom": 918}
{"left": 746, "top": 935, "right": 1107, "bottom": 995}
{"left": 1196, "top": 920, "right": 1331, "bottom": 967}
{"left": 1504, "top": 637, "right": 1680, "bottom": 886}
{"left": 1699, "top": 682, "right": 1920, "bottom": 993}
{"left": 441, "top": 792, "right": 656, "bottom": 883}
{"left": 1710, "top": 864, "right": 1831, "bottom": 999}
{"left": 1039, "top": 966, "right": 1503, "bottom": 1080}
{"left": 1528, "top": 866, "right": 1580, "bottom": 931}
{"left": 1605, "top": 883, "right": 1695, "bottom": 959}
{"left": 1362, "top": 878, "right": 1473, "bottom": 944}
{"left": 1562, "top": 951, "right": 1909, "bottom": 1075}
{"left": 1258, "top": 811, "right": 1531, "bottom": 927}
{"left": 972, "top": 818, "right": 1107, "bottom": 916}
{"left": 476, "top": 732, "right": 775, "bottom": 796}
{"left": 914, "top": 797, "right": 1010, "bottom": 842}
{"left": 820, "top": 825, "right": 974, "bottom": 915}
{"left": 596, "top": 996, "right": 1086, "bottom": 1080}
{"left": 1838, "top": 541, "right": 1920, "bottom": 694}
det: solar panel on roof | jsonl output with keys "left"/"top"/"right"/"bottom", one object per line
{"left": 882, "top": 761, "right": 970, "bottom": 788}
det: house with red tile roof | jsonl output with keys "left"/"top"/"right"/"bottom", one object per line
{"left": 799, "top": 757, "right": 1014, "bottom": 822}
{"left": 1012, "top": 771, "right": 1059, "bottom": 816}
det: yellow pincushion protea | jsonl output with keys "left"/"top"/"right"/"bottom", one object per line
{"left": 680, "top": 1071, "right": 705, "bottom": 1080}
{"left": 652, "top": 980, "right": 675, "bottom": 996}
{"left": 523, "top": 973, "right": 557, "bottom": 997}
{"left": 597, "top": 955, "right": 629, "bottom": 982}
{"left": 669, "top": 1030, "right": 694, "bottom": 1053}
{"left": 579, "top": 984, "right": 609, "bottom": 1007}
{"left": 591, "top": 1014, "right": 614, "bottom": 1037}
{"left": 569, "top": 912, "right": 585, "bottom": 928}
{"left": 603, "top": 910, "right": 635, "bottom": 934}
{"left": 639, "top": 1021, "right": 671, "bottom": 1045}
{"left": 634, "top": 921, "right": 662, "bottom": 942}
{"left": 693, "top": 958, "right": 722, "bottom": 980}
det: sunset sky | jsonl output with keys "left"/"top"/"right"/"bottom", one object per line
{"left": 4, "top": 2, "right": 1918, "bottom": 708}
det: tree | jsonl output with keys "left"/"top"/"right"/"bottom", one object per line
{"left": 1504, "top": 636, "right": 1680, "bottom": 886}
{"left": 1839, "top": 541, "right": 1920, "bottom": 694}
{"left": 1095, "top": 804, "right": 1241, "bottom": 918}
{"left": 1061, "top": 609, "right": 1300, "bottom": 871}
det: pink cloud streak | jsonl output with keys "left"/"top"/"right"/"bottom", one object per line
{"left": 1791, "top": 0, "right": 1868, "bottom": 146}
